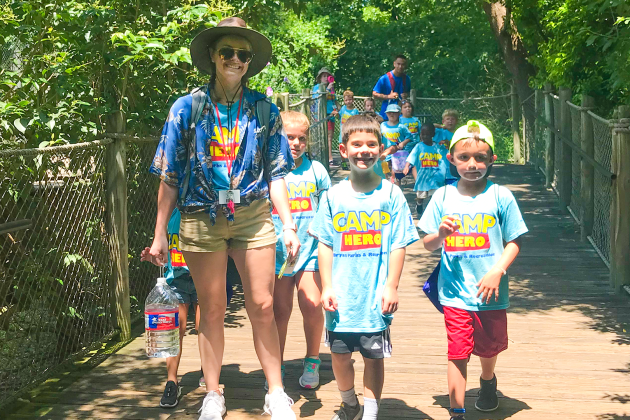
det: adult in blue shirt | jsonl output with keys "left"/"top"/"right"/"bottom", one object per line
{"left": 372, "top": 54, "right": 412, "bottom": 120}
{"left": 149, "top": 17, "right": 298, "bottom": 420}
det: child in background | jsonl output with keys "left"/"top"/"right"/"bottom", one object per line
{"left": 272, "top": 111, "right": 332, "bottom": 390}
{"left": 403, "top": 123, "right": 444, "bottom": 216}
{"left": 399, "top": 100, "right": 420, "bottom": 152}
{"left": 312, "top": 67, "right": 340, "bottom": 165}
{"left": 418, "top": 121, "right": 528, "bottom": 420}
{"left": 381, "top": 103, "right": 413, "bottom": 185}
{"left": 363, "top": 97, "right": 384, "bottom": 123}
{"left": 434, "top": 109, "right": 459, "bottom": 185}
{"left": 339, "top": 90, "right": 361, "bottom": 147}
{"left": 141, "top": 209, "right": 233, "bottom": 408}
{"left": 310, "top": 114, "right": 418, "bottom": 420}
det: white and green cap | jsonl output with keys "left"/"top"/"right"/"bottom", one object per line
{"left": 450, "top": 120, "right": 494, "bottom": 151}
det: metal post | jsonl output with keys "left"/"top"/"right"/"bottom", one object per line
{"left": 610, "top": 106, "right": 630, "bottom": 292}
{"left": 105, "top": 111, "right": 130, "bottom": 340}
{"left": 511, "top": 85, "right": 522, "bottom": 164}
{"left": 558, "top": 87, "right": 573, "bottom": 211}
{"left": 534, "top": 89, "right": 542, "bottom": 170}
{"left": 580, "top": 95, "right": 595, "bottom": 242}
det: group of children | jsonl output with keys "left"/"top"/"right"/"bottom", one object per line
{"left": 146, "top": 106, "right": 528, "bottom": 420}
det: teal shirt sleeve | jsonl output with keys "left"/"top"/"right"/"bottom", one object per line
{"left": 418, "top": 186, "right": 446, "bottom": 233}
{"left": 498, "top": 186, "right": 529, "bottom": 242}
{"left": 309, "top": 190, "right": 334, "bottom": 247}
{"left": 406, "top": 143, "right": 420, "bottom": 165}
{"left": 390, "top": 187, "right": 420, "bottom": 249}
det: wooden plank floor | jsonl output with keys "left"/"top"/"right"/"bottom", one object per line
{"left": 8, "top": 164, "right": 630, "bottom": 420}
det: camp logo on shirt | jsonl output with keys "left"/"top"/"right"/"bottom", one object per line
{"left": 333, "top": 210, "right": 392, "bottom": 251}
{"left": 209, "top": 125, "right": 240, "bottom": 162}
{"left": 384, "top": 131, "right": 401, "bottom": 144}
{"left": 341, "top": 111, "right": 355, "bottom": 124}
{"left": 443, "top": 213, "right": 496, "bottom": 252}
{"left": 273, "top": 181, "right": 316, "bottom": 214}
{"left": 420, "top": 151, "right": 442, "bottom": 168}
{"left": 169, "top": 233, "right": 186, "bottom": 267}
{"left": 406, "top": 121, "right": 419, "bottom": 134}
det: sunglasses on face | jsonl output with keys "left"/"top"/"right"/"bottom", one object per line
{"left": 217, "top": 47, "right": 254, "bottom": 64}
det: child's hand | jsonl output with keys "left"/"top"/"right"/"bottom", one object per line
{"left": 438, "top": 216, "right": 460, "bottom": 240}
{"left": 381, "top": 284, "right": 399, "bottom": 314}
{"left": 321, "top": 287, "right": 338, "bottom": 312}
{"left": 403, "top": 164, "right": 410, "bottom": 175}
{"left": 140, "top": 246, "right": 159, "bottom": 266}
{"left": 476, "top": 267, "right": 504, "bottom": 304}
{"left": 331, "top": 109, "right": 339, "bottom": 117}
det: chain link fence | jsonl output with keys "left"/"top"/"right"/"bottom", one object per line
{"left": 522, "top": 90, "right": 616, "bottom": 266}
{"left": 0, "top": 138, "right": 159, "bottom": 408}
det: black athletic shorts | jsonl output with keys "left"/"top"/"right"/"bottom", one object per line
{"left": 325, "top": 327, "right": 392, "bottom": 359}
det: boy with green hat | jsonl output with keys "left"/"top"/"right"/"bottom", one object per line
{"left": 418, "top": 121, "right": 528, "bottom": 420}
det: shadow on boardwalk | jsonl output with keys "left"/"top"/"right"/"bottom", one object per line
{"left": 6, "top": 164, "right": 630, "bottom": 420}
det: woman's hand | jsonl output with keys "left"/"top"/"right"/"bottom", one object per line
{"left": 284, "top": 229, "right": 300, "bottom": 259}
{"left": 149, "top": 235, "right": 168, "bottom": 267}
{"left": 141, "top": 247, "right": 159, "bottom": 266}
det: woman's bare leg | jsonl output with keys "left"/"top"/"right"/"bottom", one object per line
{"left": 181, "top": 251, "right": 228, "bottom": 392}
{"left": 230, "top": 245, "right": 284, "bottom": 392}
{"left": 273, "top": 275, "right": 296, "bottom": 363}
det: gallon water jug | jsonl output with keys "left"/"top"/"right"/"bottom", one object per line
{"left": 145, "top": 277, "right": 180, "bottom": 358}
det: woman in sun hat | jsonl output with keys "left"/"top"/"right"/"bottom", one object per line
{"left": 149, "top": 17, "right": 298, "bottom": 420}
{"left": 311, "top": 66, "right": 339, "bottom": 165}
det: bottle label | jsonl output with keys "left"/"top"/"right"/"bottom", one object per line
{"left": 145, "top": 310, "right": 179, "bottom": 331}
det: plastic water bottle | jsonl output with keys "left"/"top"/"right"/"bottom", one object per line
{"left": 145, "top": 277, "right": 180, "bottom": 358}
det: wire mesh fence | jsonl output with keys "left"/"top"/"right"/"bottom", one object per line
{"left": 523, "top": 91, "right": 616, "bottom": 267}
{"left": 0, "top": 141, "right": 115, "bottom": 407}
{"left": 591, "top": 113, "right": 614, "bottom": 263}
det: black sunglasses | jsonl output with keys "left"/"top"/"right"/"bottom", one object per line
{"left": 217, "top": 47, "right": 254, "bottom": 64}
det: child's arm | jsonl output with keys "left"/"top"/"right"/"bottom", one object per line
{"left": 382, "top": 248, "right": 406, "bottom": 314}
{"left": 411, "top": 166, "right": 418, "bottom": 181}
{"left": 476, "top": 237, "right": 522, "bottom": 304}
{"left": 403, "top": 162, "right": 411, "bottom": 175}
{"left": 319, "top": 242, "right": 337, "bottom": 311}
{"left": 423, "top": 216, "right": 460, "bottom": 251}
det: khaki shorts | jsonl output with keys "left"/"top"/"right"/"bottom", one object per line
{"left": 416, "top": 189, "right": 437, "bottom": 200}
{"left": 180, "top": 199, "right": 277, "bottom": 252}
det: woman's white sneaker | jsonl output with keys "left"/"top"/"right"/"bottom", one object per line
{"left": 263, "top": 388, "right": 296, "bottom": 419}
{"left": 198, "top": 390, "right": 227, "bottom": 420}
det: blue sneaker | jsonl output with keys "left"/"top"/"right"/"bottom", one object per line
{"left": 299, "top": 357, "right": 321, "bottom": 389}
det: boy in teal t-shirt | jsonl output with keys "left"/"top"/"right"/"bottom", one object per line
{"left": 338, "top": 89, "right": 360, "bottom": 144}
{"left": 272, "top": 111, "right": 332, "bottom": 391}
{"left": 434, "top": 109, "right": 459, "bottom": 185}
{"left": 310, "top": 114, "right": 418, "bottom": 420}
{"left": 380, "top": 103, "right": 412, "bottom": 185}
{"left": 418, "top": 121, "right": 528, "bottom": 420}
{"left": 404, "top": 123, "right": 446, "bottom": 216}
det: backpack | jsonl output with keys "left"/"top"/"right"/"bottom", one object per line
{"left": 179, "top": 86, "right": 272, "bottom": 205}
{"left": 387, "top": 71, "right": 408, "bottom": 96}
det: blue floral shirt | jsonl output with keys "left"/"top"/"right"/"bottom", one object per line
{"left": 150, "top": 87, "right": 294, "bottom": 224}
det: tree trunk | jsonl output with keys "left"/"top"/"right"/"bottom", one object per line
{"left": 482, "top": 2, "right": 535, "bottom": 125}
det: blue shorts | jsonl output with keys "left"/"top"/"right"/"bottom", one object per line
{"left": 169, "top": 275, "right": 198, "bottom": 304}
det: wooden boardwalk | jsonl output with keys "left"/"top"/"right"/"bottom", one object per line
{"left": 7, "top": 164, "right": 630, "bottom": 420}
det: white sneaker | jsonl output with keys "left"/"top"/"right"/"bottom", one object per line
{"left": 198, "top": 390, "right": 226, "bottom": 420}
{"left": 298, "top": 357, "right": 321, "bottom": 389}
{"left": 263, "top": 388, "right": 296, "bottom": 419}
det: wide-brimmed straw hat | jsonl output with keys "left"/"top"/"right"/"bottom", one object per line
{"left": 190, "top": 17, "right": 271, "bottom": 78}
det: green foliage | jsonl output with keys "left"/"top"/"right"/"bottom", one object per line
{"left": 306, "top": 0, "right": 510, "bottom": 98}
{"left": 513, "top": 0, "right": 630, "bottom": 113}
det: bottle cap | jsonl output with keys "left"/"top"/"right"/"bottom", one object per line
{"left": 157, "top": 277, "right": 167, "bottom": 285}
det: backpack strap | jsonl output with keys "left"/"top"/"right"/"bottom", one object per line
{"left": 387, "top": 71, "right": 396, "bottom": 94}
{"left": 256, "top": 98, "right": 273, "bottom": 186}
{"left": 179, "top": 86, "right": 208, "bottom": 206}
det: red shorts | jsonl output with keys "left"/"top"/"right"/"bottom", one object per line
{"left": 444, "top": 306, "right": 508, "bottom": 360}
{"left": 328, "top": 120, "right": 335, "bottom": 133}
